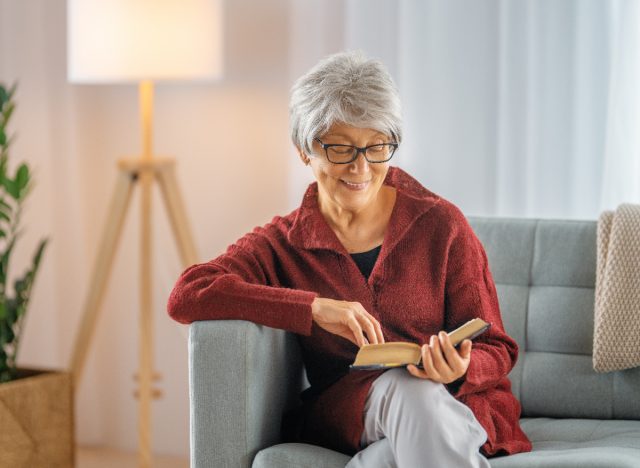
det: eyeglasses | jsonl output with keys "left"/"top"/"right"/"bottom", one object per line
{"left": 314, "top": 138, "right": 398, "bottom": 164}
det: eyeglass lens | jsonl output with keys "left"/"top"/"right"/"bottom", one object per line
{"left": 326, "top": 144, "right": 395, "bottom": 164}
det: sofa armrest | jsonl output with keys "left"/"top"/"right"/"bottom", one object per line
{"left": 189, "top": 320, "right": 305, "bottom": 468}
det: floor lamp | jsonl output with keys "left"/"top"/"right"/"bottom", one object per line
{"left": 66, "top": 1, "right": 222, "bottom": 466}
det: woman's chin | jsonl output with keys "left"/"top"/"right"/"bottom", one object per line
{"left": 334, "top": 191, "right": 374, "bottom": 212}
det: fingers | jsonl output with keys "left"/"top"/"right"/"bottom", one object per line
{"left": 439, "top": 332, "right": 466, "bottom": 373}
{"left": 347, "top": 317, "right": 368, "bottom": 348}
{"left": 459, "top": 339, "right": 473, "bottom": 359}
{"left": 409, "top": 341, "right": 446, "bottom": 382}
{"left": 309, "top": 297, "right": 384, "bottom": 347}
{"left": 406, "top": 333, "right": 474, "bottom": 383}
{"left": 358, "top": 311, "right": 379, "bottom": 345}
{"left": 364, "top": 310, "right": 385, "bottom": 344}
{"left": 406, "top": 363, "right": 428, "bottom": 379}
{"left": 352, "top": 303, "right": 383, "bottom": 345}
{"left": 431, "top": 335, "right": 452, "bottom": 377}
{"left": 407, "top": 345, "right": 441, "bottom": 381}
{"left": 360, "top": 306, "right": 384, "bottom": 344}
{"left": 421, "top": 339, "right": 442, "bottom": 381}
{"left": 416, "top": 333, "right": 472, "bottom": 383}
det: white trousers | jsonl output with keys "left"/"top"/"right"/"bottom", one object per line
{"left": 345, "top": 368, "right": 491, "bottom": 468}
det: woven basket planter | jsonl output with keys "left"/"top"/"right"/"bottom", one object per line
{"left": 0, "top": 369, "right": 74, "bottom": 468}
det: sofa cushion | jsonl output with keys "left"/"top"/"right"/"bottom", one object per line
{"left": 468, "top": 218, "right": 640, "bottom": 421}
{"left": 253, "top": 418, "right": 640, "bottom": 468}
{"left": 490, "top": 418, "right": 640, "bottom": 467}
{"left": 520, "top": 418, "right": 640, "bottom": 450}
{"left": 252, "top": 443, "right": 350, "bottom": 468}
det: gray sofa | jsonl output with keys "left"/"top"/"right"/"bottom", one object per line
{"left": 189, "top": 217, "right": 640, "bottom": 467}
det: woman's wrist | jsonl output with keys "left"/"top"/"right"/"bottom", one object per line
{"left": 310, "top": 296, "right": 320, "bottom": 319}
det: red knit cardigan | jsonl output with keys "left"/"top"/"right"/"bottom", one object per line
{"left": 167, "top": 166, "right": 532, "bottom": 457}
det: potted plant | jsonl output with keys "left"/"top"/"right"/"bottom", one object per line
{"left": 0, "top": 83, "right": 73, "bottom": 467}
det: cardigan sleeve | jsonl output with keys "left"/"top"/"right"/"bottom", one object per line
{"left": 443, "top": 212, "right": 519, "bottom": 397}
{"left": 167, "top": 229, "right": 317, "bottom": 336}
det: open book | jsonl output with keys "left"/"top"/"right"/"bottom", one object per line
{"left": 350, "top": 318, "right": 491, "bottom": 370}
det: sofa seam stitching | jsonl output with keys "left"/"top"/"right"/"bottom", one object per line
{"left": 522, "top": 221, "right": 537, "bottom": 411}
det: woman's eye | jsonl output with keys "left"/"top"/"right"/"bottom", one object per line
{"left": 330, "top": 146, "right": 354, "bottom": 154}
{"left": 369, "top": 145, "right": 384, "bottom": 152}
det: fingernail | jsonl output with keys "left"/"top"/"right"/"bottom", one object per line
{"left": 430, "top": 336, "right": 435, "bottom": 346}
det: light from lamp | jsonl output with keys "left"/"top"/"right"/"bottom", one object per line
{"left": 68, "top": 0, "right": 223, "bottom": 83}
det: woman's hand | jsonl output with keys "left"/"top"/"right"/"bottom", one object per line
{"left": 407, "top": 331, "right": 472, "bottom": 384}
{"left": 311, "top": 297, "right": 385, "bottom": 347}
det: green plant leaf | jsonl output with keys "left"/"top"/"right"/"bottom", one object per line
{"left": 5, "top": 298, "right": 17, "bottom": 322}
{"left": 0, "top": 201, "right": 12, "bottom": 226}
{"left": 0, "top": 82, "right": 48, "bottom": 383}
{"left": 2, "top": 135, "right": 14, "bottom": 154}
{"left": 11, "top": 239, "right": 47, "bottom": 311}
{"left": 1, "top": 83, "right": 17, "bottom": 106}
{"left": 2, "top": 101, "right": 15, "bottom": 120}
{"left": 0, "top": 238, "right": 15, "bottom": 289}
{"left": 3, "top": 177, "right": 18, "bottom": 199}
{"left": 14, "top": 277, "right": 26, "bottom": 295}
{"left": 3, "top": 322, "right": 14, "bottom": 343}
{"left": 33, "top": 238, "right": 47, "bottom": 267}
{"left": 14, "top": 301, "right": 23, "bottom": 319}
{"left": 0, "top": 318, "right": 14, "bottom": 344}
{"left": 15, "top": 164, "right": 30, "bottom": 195}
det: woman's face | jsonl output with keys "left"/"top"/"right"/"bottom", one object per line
{"left": 300, "top": 122, "right": 393, "bottom": 214}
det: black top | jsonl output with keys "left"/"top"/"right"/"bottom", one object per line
{"left": 350, "top": 245, "right": 382, "bottom": 280}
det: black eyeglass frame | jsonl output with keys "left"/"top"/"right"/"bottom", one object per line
{"left": 313, "top": 138, "right": 399, "bottom": 164}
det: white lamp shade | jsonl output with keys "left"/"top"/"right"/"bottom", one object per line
{"left": 68, "top": 0, "right": 223, "bottom": 83}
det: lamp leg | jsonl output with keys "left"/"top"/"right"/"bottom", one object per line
{"left": 156, "top": 162, "right": 199, "bottom": 268}
{"left": 70, "top": 153, "right": 196, "bottom": 468}
{"left": 70, "top": 169, "right": 135, "bottom": 385}
{"left": 138, "top": 165, "right": 154, "bottom": 468}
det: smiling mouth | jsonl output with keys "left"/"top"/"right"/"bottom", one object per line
{"left": 340, "top": 179, "right": 371, "bottom": 191}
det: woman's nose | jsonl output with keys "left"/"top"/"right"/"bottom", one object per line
{"left": 350, "top": 151, "right": 370, "bottom": 173}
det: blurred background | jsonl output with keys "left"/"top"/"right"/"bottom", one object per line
{"left": 0, "top": 0, "right": 638, "bottom": 463}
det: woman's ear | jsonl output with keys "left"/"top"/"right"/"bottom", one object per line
{"left": 296, "top": 146, "right": 310, "bottom": 166}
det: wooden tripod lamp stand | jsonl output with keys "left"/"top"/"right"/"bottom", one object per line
{"left": 67, "top": 0, "right": 222, "bottom": 466}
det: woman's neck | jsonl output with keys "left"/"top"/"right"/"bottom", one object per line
{"left": 318, "top": 186, "right": 397, "bottom": 252}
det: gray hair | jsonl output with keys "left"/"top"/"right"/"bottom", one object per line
{"left": 289, "top": 50, "right": 402, "bottom": 155}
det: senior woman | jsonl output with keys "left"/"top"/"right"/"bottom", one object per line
{"left": 168, "top": 50, "right": 532, "bottom": 467}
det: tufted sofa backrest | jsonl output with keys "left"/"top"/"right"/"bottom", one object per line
{"left": 467, "top": 217, "right": 640, "bottom": 420}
